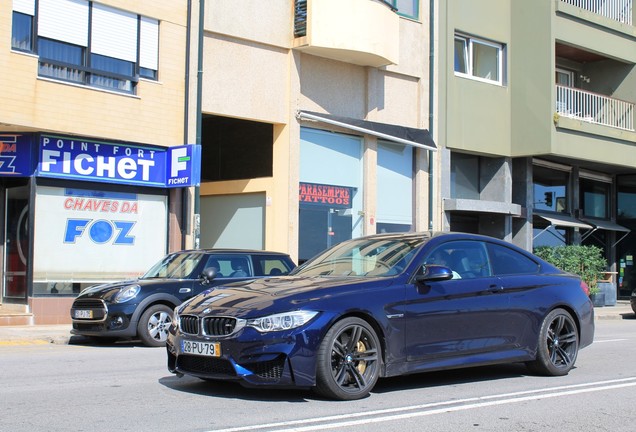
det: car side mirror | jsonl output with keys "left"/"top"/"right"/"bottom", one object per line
{"left": 414, "top": 264, "right": 454, "bottom": 283}
{"left": 201, "top": 267, "right": 218, "bottom": 284}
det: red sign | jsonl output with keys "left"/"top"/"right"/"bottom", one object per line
{"left": 299, "top": 182, "right": 353, "bottom": 209}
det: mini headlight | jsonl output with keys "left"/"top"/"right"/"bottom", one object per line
{"left": 246, "top": 310, "right": 318, "bottom": 333}
{"left": 114, "top": 285, "right": 141, "bottom": 303}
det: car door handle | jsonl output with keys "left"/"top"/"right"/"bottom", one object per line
{"left": 179, "top": 288, "right": 192, "bottom": 294}
{"left": 489, "top": 284, "right": 503, "bottom": 293}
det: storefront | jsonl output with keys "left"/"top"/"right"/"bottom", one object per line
{"left": 0, "top": 133, "right": 199, "bottom": 323}
{"left": 297, "top": 117, "right": 435, "bottom": 263}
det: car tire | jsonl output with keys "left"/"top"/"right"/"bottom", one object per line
{"left": 314, "top": 317, "right": 381, "bottom": 401}
{"left": 137, "top": 304, "right": 173, "bottom": 347}
{"left": 526, "top": 308, "right": 579, "bottom": 376}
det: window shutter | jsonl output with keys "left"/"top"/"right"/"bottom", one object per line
{"left": 13, "top": 0, "right": 35, "bottom": 16}
{"left": 38, "top": 0, "right": 89, "bottom": 47}
{"left": 91, "top": 3, "right": 137, "bottom": 62}
{"left": 139, "top": 17, "right": 159, "bottom": 70}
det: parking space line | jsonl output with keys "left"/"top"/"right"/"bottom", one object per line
{"left": 211, "top": 377, "right": 636, "bottom": 432}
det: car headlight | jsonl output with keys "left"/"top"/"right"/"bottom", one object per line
{"left": 114, "top": 285, "right": 141, "bottom": 303}
{"left": 246, "top": 310, "right": 318, "bottom": 333}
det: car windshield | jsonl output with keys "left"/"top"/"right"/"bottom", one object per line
{"left": 142, "top": 252, "right": 206, "bottom": 279}
{"left": 293, "top": 236, "right": 425, "bottom": 277}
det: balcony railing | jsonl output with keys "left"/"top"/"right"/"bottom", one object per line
{"left": 556, "top": 84, "right": 635, "bottom": 131}
{"left": 560, "top": 0, "right": 633, "bottom": 25}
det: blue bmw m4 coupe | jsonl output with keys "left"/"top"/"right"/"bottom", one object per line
{"left": 166, "top": 232, "right": 594, "bottom": 400}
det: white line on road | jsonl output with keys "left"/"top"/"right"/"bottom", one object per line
{"left": 210, "top": 377, "right": 636, "bottom": 432}
{"left": 594, "top": 338, "right": 629, "bottom": 343}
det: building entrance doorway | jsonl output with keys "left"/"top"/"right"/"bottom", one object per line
{"left": 3, "top": 184, "right": 29, "bottom": 303}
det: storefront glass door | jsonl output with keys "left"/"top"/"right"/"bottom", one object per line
{"left": 3, "top": 186, "right": 29, "bottom": 301}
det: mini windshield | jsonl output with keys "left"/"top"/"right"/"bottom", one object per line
{"left": 142, "top": 252, "right": 206, "bottom": 279}
{"left": 292, "top": 236, "right": 426, "bottom": 277}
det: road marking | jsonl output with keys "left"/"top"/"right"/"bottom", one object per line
{"left": 0, "top": 340, "right": 49, "bottom": 346}
{"left": 210, "top": 377, "right": 636, "bottom": 432}
{"left": 594, "top": 338, "right": 628, "bottom": 343}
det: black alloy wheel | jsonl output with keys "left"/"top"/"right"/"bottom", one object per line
{"left": 315, "top": 317, "right": 381, "bottom": 400}
{"left": 527, "top": 308, "right": 579, "bottom": 376}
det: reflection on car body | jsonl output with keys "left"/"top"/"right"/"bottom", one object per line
{"left": 70, "top": 249, "right": 295, "bottom": 346}
{"left": 166, "top": 232, "right": 595, "bottom": 400}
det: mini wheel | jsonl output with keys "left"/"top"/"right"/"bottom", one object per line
{"left": 137, "top": 304, "right": 173, "bottom": 347}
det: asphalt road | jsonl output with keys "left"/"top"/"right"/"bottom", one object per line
{"left": 0, "top": 319, "right": 634, "bottom": 432}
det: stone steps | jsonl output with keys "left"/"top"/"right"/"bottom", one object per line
{"left": 0, "top": 304, "right": 34, "bottom": 326}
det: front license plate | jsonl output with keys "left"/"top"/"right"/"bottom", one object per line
{"left": 74, "top": 309, "right": 93, "bottom": 319}
{"left": 181, "top": 340, "right": 221, "bottom": 357}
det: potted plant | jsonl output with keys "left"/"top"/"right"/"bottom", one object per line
{"left": 534, "top": 245, "right": 607, "bottom": 306}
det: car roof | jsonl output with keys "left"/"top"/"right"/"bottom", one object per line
{"left": 170, "top": 249, "right": 292, "bottom": 257}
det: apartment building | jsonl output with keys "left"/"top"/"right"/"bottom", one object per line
{"left": 193, "top": 0, "right": 436, "bottom": 263}
{"left": 436, "top": 0, "right": 635, "bottom": 299}
{"left": 1, "top": 0, "right": 195, "bottom": 324}
{"left": 4, "top": 0, "right": 634, "bottom": 325}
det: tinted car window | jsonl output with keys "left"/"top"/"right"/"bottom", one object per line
{"left": 253, "top": 256, "right": 294, "bottom": 276}
{"left": 144, "top": 252, "right": 206, "bottom": 278}
{"left": 421, "top": 241, "right": 491, "bottom": 279}
{"left": 487, "top": 243, "right": 539, "bottom": 275}
{"left": 202, "top": 255, "right": 251, "bottom": 278}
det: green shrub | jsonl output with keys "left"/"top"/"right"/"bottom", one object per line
{"left": 533, "top": 245, "right": 607, "bottom": 294}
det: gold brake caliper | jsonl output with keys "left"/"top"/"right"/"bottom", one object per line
{"left": 356, "top": 340, "right": 367, "bottom": 374}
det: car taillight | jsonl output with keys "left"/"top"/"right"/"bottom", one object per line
{"left": 580, "top": 280, "right": 590, "bottom": 296}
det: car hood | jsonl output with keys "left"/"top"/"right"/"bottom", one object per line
{"left": 181, "top": 275, "right": 394, "bottom": 318}
{"left": 76, "top": 278, "right": 190, "bottom": 302}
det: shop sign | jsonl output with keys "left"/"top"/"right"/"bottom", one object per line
{"left": 0, "top": 134, "right": 35, "bottom": 176}
{"left": 36, "top": 135, "right": 200, "bottom": 188}
{"left": 33, "top": 186, "right": 167, "bottom": 282}
{"left": 299, "top": 182, "right": 353, "bottom": 209}
{"left": 166, "top": 144, "right": 201, "bottom": 188}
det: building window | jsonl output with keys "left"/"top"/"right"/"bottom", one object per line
{"left": 454, "top": 34, "right": 504, "bottom": 85}
{"left": 451, "top": 153, "right": 480, "bottom": 200}
{"left": 37, "top": 38, "right": 85, "bottom": 84}
{"left": 580, "top": 177, "right": 610, "bottom": 219}
{"left": 377, "top": 142, "right": 413, "bottom": 233}
{"left": 11, "top": 11, "right": 34, "bottom": 52}
{"left": 12, "top": 0, "right": 159, "bottom": 94}
{"left": 391, "top": 0, "right": 419, "bottom": 19}
{"left": 299, "top": 128, "right": 363, "bottom": 263}
{"left": 533, "top": 164, "right": 569, "bottom": 213}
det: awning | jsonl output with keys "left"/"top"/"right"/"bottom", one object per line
{"left": 534, "top": 212, "right": 593, "bottom": 230}
{"left": 533, "top": 212, "right": 592, "bottom": 241}
{"left": 581, "top": 218, "right": 630, "bottom": 233}
{"left": 297, "top": 110, "right": 437, "bottom": 151}
{"left": 580, "top": 218, "right": 631, "bottom": 247}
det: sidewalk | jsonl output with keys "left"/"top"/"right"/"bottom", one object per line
{"left": 0, "top": 301, "right": 633, "bottom": 345}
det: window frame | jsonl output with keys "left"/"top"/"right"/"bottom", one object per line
{"left": 486, "top": 242, "right": 540, "bottom": 276}
{"left": 11, "top": 11, "right": 35, "bottom": 53}
{"left": 390, "top": 0, "right": 419, "bottom": 19}
{"left": 12, "top": 0, "right": 158, "bottom": 94}
{"left": 454, "top": 33, "right": 505, "bottom": 86}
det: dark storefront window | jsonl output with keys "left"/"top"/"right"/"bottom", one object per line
{"left": 299, "top": 129, "right": 363, "bottom": 263}
{"left": 201, "top": 116, "right": 273, "bottom": 182}
{"left": 580, "top": 177, "right": 610, "bottom": 219}
{"left": 532, "top": 164, "right": 570, "bottom": 247}
{"left": 617, "top": 175, "right": 636, "bottom": 298}
{"left": 451, "top": 153, "right": 480, "bottom": 199}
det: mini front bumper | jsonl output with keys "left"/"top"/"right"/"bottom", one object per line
{"left": 71, "top": 302, "right": 138, "bottom": 338}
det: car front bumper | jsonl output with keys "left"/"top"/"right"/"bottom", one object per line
{"left": 70, "top": 301, "right": 138, "bottom": 338}
{"left": 166, "top": 319, "right": 328, "bottom": 388}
